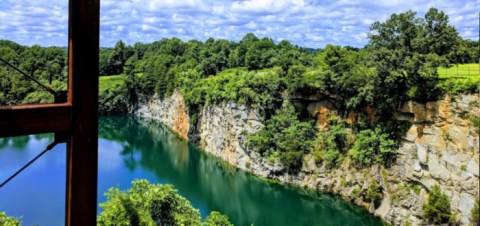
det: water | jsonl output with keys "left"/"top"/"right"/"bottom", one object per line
{"left": 0, "top": 116, "right": 384, "bottom": 226}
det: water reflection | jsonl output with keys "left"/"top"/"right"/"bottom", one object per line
{"left": 98, "top": 116, "right": 383, "bottom": 226}
{"left": 0, "top": 117, "right": 383, "bottom": 226}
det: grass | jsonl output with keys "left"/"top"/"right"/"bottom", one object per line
{"left": 99, "top": 75, "right": 126, "bottom": 92}
{"left": 437, "top": 63, "right": 479, "bottom": 94}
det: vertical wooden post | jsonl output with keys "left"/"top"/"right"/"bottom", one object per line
{"left": 65, "top": 0, "right": 99, "bottom": 225}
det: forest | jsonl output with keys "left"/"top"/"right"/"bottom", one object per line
{"left": 0, "top": 7, "right": 478, "bottom": 173}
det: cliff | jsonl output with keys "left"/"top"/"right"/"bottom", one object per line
{"left": 135, "top": 91, "right": 479, "bottom": 225}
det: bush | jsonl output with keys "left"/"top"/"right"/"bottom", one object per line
{"left": 98, "top": 179, "right": 232, "bottom": 226}
{"left": 471, "top": 198, "right": 479, "bottom": 225}
{"left": 423, "top": 185, "right": 452, "bottom": 224}
{"left": 437, "top": 79, "right": 479, "bottom": 95}
{"left": 0, "top": 212, "right": 19, "bottom": 226}
{"left": 248, "top": 101, "right": 315, "bottom": 173}
{"left": 203, "top": 211, "right": 233, "bottom": 226}
{"left": 311, "top": 119, "right": 348, "bottom": 168}
{"left": 365, "top": 179, "right": 383, "bottom": 208}
{"left": 349, "top": 128, "right": 397, "bottom": 167}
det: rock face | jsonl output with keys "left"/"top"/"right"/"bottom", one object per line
{"left": 135, "top": 91, "right": 189, "bottom": 139}
{"left": 135, "top": 92, "right": 479, "bottom": 226}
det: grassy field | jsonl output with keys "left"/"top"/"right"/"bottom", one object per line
{"left": 438, "top": 63, "right": 479, "bottom": 81}
{"left": 99, "top": 75, "right": 126, "bottom": 92}
{"left": 437, "top": 63, "right": 479, "bottom": 94}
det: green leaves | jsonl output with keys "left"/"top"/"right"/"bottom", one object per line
{"left": 0, "top": 212, "right": 20, "bottom": 226}
{"left": 349, "top": 128, "right": 397, "bottom": 167}
{"left": 369, "top": 7, "right": 461, "bottom": 106}
{"left": 98, "top": 179, "right": 233, "bottom": 226}
{"left": 248, "top": 101, "right": 315, "bottom": 173}
{"left": 203, "top": 211, "right": 234, "bottom": 226}
{"left": 422, "top": 185, "right": 452, "bottom": 224}
{"left": 311, "top": 120, "right": 348, "bottom": 168}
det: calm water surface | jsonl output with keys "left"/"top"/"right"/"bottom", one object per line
{"left": 0, "top": 116, "right": 383, "bottom": 226}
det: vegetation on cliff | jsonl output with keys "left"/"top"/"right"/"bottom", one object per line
{"left": 422, "top": 185, "right": 452, "bottom": 224}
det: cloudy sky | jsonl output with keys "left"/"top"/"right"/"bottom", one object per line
{"left": 0, "top": 0, "right": 478, "bottom": 48}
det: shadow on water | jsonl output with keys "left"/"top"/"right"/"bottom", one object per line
{"left": 98, "top": 116, "right": 385, "bottom": 226}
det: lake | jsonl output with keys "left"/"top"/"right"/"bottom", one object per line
{"left": 0, "top": 116, "right": 383, "bottom": 226}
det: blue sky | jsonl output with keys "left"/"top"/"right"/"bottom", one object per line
{"left": 0, "top": 0, "right": 478, "bottom": 48}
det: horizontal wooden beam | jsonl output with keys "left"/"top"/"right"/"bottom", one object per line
{"left": 0, "top": 103, "right": 72, "bottom": 137}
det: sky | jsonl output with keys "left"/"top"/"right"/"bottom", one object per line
{"left": 0, "top": 0, "right": 478, "bottom": 48}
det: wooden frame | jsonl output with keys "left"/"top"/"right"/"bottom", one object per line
{"left": 0, "top": 0, "right": 99, "bottom": 225}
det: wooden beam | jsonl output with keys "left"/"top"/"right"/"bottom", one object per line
{"left": 0, "top": 103, "right": 71, "bottom": 137}
{"left": 65, "top": 0, "right": 99, "bottom": 225}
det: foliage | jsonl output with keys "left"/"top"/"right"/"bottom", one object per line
{"left": 0, "top": 212, "right": 20, "bottom": 226}
{"left": 470, "top": 116, "right": 480, "bottom": 134}
{"left": 422, "top": 185, "right": 452, "bottom": 224}
{"left": 181, "top": 67, "right": 285, "bottom": 110}
{"left": 311, "top": 119, "right": 348, "bottom": 168}
{"left": 203, "top": 211, "right": 234, "bottom": 226}
{"left": 248, "top": 101, "right": 315, "bottom": 173}
{"left": 98, "top": 179, "right": 232, "bottom": 226}
{"left": 368, "top": 8, "right": 461, "bottom": 115}
{"left": 100, "top": 75, "right": 127, "bottom": 93}
{"left": 365, "top": 179, "right": 383, "bottom": 208}
{"left": 471, "top": 198, "right": 479, "bottom": 225}
{"left": 349, "top": 128, "right": 397, "bottom": 167}
{"left": 98, "top": 84, "right": 130, "bottom": 115}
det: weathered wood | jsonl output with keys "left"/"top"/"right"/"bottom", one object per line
{"left": 65, "top": 0, "right": 99, "bottom": 225}
{"left": 0, "top": 103, "right": 71, "bottom": 137}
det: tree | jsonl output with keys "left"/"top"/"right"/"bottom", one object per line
{"left": 349, "top": 128, "right": 397, "bottom": 167}
{"left": 311, "top": 119, "right": 348, "bottom": 168}
{"left": 203, "top": 211, "right": 233, "bottom": 226}
{"left": 423, "top": 185, "right": 452, "bottom": 224}
{"left": 98, "top": 180, "right": 232, "bottom": 226}
{"left": 369, "top": 8, "right": 461, "bottom": 112}
{"left": 248, "top": 101, "right": 315, "bottom": 173}
{"left": 0, "top": 212, "right": 19, "bottom": 226}
{"left": 471, "top": 198, "right": 479, "bottom": 225}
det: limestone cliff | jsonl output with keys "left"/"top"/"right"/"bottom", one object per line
{"left": 135, "top": 92, "right": 479, "bottom": 226}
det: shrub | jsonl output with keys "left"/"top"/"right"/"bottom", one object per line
{"left": 423, "top": 185, "right": 452, "bottom": 224}
{"left": 349, "top": 128, "right": 397, "bottom": 167}
{"left": 98, "top": 179, "right": 232, "bottom": 226}
{"left": 0, "top": 212, "right": 19, "bottom": 226}
{"left": 471, "top": 198, "right": 479, "bottom": 225}
{"left": 469, "top": 116, "right": 480, "bottom": 133}
{"left": 203, "top": 211, "right": 233, "bottom": 226}
{"left": 365, "top": 179, "right": 383, "bottom": 208}
{"left": 311, "top": 119, "right": 348, "bottom": 168}
{"left": 248, "top": 101, "right": 315, "bottom": 173}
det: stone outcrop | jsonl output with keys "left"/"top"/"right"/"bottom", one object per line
{"left": 135, "top": 92, "right": 479, "bottom": 226}
{"left": 135, "top": 91, "right": 189, "bottom": 139}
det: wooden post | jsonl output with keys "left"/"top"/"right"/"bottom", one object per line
{"left": 65, "top": 0, "right": 99, "bottom": 225}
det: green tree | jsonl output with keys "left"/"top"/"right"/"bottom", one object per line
{"left": 311, "top": 119, "right": 348, "bottom": 168}
{"left": 98, "top": 180, "right": 201, "bottom": 226}
{"left": 369, "top": 8, "right": 461, "bottom": 113}
{"left": 422, "top": 185, "right": 452, "bottom": 224}
{"left": 349, "top": 128, "right": 397, "bottom": 167}
{"left": 365, "top": 179, "right": 383, "bottom": 208}
{"left": 98, "top": 180, "right": 233, "bottom": 226}
{"left": 203, "top": 211, "right": 233, "bottom": 226}
{"left": 0, "top": 212, "right": 20, "bottom": 226}
{"left": 248, "top": 101, "right": 315, "bottom": 173}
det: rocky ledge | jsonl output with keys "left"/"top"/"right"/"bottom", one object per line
{"left": 136, "top": 92, "right": 479, "bottom": 226}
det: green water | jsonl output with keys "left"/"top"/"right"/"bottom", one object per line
{"left": 0, "top": 116, "right": 383, "bottom": 225}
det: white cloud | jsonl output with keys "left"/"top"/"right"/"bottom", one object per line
{"left": 0, "top": 0, "right": 476, "bottom": 48}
